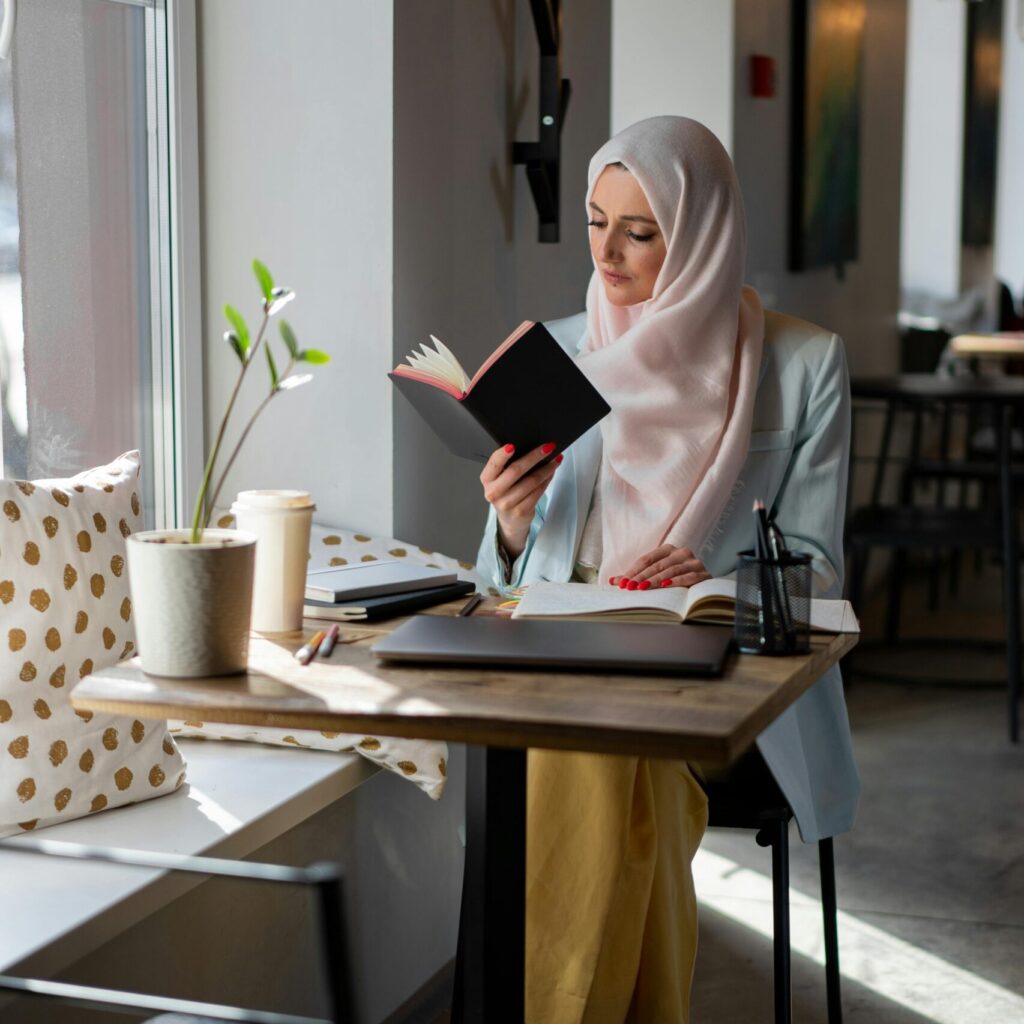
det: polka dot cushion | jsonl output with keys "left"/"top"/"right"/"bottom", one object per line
{"left": 0, "top": 451, "right": 185, "bottom": 836}
{"left": 169, "top": 517, "right": 496, "bottom": 799}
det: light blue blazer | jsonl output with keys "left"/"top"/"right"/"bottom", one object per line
{"left": 476, "top": 310, "right": 860, "bottom": 842}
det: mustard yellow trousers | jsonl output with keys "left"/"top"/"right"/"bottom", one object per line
{"left": 526, "top": 750, "right": 709, "bottom": 1024}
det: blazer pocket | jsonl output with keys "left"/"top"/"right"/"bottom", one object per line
{"left": 748, "top": 428, "right": 794, "bottom": 453}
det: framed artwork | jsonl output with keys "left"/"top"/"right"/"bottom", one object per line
{"left": 789, "top": 0, "right": 866, "bottom": 273}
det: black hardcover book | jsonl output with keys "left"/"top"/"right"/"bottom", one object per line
{"left": 389, "top": 321, "right": 610, "bottom": 463}
{"left": 303, "top": 580, "right": 476, "bottom": 622}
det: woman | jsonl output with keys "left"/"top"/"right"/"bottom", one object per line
{"left": 476, "top": 116, "right": 859, "bottom": 1022}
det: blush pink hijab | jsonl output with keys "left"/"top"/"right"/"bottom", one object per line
{"left": 576, "top": 116, "right": 765, "bottom": 582}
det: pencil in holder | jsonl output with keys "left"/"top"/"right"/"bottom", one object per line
{"left": 734, "top": 549, "right": 812, "bottom": 655}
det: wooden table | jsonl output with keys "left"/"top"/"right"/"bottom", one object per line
{"left": 72, "top": 602, "right": 857, "bottom": 1023}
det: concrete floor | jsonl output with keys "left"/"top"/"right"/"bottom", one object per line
{"left": 692, "top": 568, "right": 1024, "bottom": 1022}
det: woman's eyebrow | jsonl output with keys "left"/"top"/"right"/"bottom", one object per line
{"left": 588, "top": 201, "right": 657, "bottom": 227}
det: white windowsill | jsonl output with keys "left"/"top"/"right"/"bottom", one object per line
{"left": 0, "top": 738, "right": 379, "bottom": 979}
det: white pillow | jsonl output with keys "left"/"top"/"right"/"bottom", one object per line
{"left": 170, "top": 519, "right": 493, "bottom": 799}
{"left": 0, "top": 451, "right": 185, "bottom": 835}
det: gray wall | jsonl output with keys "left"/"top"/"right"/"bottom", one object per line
{"left": 733, "top": 0, "right": 907, "bottom": 378}
{"left": 392, "top": 0, "right": 612, "bottom": 562}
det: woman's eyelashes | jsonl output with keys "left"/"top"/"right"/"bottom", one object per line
{"left": 587, "top": 220, "right": 656, "bottom": 244}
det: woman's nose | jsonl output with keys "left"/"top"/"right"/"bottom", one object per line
{"left": 600, "top": 235, "right": 620, "bottom": 262}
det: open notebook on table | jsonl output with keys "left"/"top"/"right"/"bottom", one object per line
{"left": 511, "top": 579, "right": 860, "bottom": 634}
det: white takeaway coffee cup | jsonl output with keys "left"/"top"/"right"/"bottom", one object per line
{"left": 230, "top": 490, "right": 316, "bottom": 632}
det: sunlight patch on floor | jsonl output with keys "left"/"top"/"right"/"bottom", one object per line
{"left": 694, "top": 847, "right": 1024, "bottom": 1024}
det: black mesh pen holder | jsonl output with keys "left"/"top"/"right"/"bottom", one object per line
{"left": 734, "top": 549, "right": 812, "bottom": 655}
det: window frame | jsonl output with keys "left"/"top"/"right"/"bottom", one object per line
{"left": 160, "top": 0, "right": 204, "bottom": 529}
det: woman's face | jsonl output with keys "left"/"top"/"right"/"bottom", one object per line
{"left": 588, "top": 165, "right": 667, "bottom": 306}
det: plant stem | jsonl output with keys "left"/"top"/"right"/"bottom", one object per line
{"left": 204, "top": 358, "right": 296, "bottom": 521}
{"left": 189, "top": 310, "right": 272, "bottom": 542}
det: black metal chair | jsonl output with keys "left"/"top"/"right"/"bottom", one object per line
{"left": 845, "top": 393, "right": 1022, "bottom": 741}
{"left": 0, "top": 838, "right": 353, "bottom": 1023}
{"left": 700, "top": 751, "right": 842, "bottom": 1024}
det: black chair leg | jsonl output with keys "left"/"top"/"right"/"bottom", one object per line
{"left": 758, "top": 819, "right": 791, "bottom": 1024}
{"left": 885, "top": 548, "right": 905, "bottom": 644}
{"left": 819, "top": 837, "right": 842, "bottom": 1024}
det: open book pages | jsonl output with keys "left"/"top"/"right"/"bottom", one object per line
{"left": 511, "top": 579, "right": 860, "bottom": 634}
{"left": 394, "top": 321, "right": 536, "bottom": 398}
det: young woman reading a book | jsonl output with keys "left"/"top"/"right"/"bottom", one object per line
{"left": 475, "top": 115, "right": 859, "bottom": 1023}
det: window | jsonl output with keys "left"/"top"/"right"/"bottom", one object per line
{"left": 0, "top": 0, "right": 194, "bottom": 528}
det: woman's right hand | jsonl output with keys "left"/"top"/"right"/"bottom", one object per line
{"left": 480, "top": 442, "right": 563, "bottom": 561}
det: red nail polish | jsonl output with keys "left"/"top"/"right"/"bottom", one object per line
{"left": 555, "top": 454, "right": 564, "bottom": 464}
{"left": 542, "top": 442, "right": 556, "bottom": 454}
{"left": 638, "top": 580, "right": 652, "bottom": 591}
{"left": 627, "top": 580, "right": 638, "bottom": 590}
{"left": 618, "top": 577, "right": 629, "bottom": 589}
{"left": 504, "top": 443, "right": 515, "bottom": 454}
{"left": 660, "top": 579, "right": 673, "bottom": 588}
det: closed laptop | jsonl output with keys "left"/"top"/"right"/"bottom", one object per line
{"left": 371, "top": 615, "right": 732, "bottom": 675}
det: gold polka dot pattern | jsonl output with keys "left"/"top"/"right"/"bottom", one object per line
{"left": 0, "top": 451, "right": 184, "bottom": 837}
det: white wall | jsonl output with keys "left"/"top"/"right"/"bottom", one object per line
{"left": 733, "top": 0, "right": 907, "bottom": 376}
{"left": 199, "top": 0, "right": 393, "bottom": 535}
{"left": 611, "top": 0, "right": 734, "bottom": 147}
{"left": 900, "top": 0, "right": 966, "bottom": 299}
{"left": 995, "top": 0, "right": 1024, "bottom": 297}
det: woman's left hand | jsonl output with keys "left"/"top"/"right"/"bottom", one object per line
{"left": 609, "top": 544, "right": 711, "bottom": 590}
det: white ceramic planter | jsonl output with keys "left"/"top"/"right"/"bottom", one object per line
{"left": 126, "top": 529, "right": 256, "bottom": 677}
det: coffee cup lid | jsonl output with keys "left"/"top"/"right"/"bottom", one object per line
{"left": 232, "top": 489, "right": 315, "bottom": 510}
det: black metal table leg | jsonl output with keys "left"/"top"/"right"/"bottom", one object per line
{"left": 999, "top": 403, "right": 1021, "bottom": 743}
{"left": 453, "top": 745, "right": 527, "bottom": 1024}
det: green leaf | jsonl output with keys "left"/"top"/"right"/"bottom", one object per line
{"left": 224, "top": 304, "right": 250, "bottom": 355}
{"left": 266, "top": 287, "right": 295, "bottom": 316}
{"left": 265, "top": 344, "right": 280, "bottom": 390}
{"left": 252, "top": 259, "right": 274, "bottom": 303}
{"left": 279, "top": 320, "right": 299, "bottom": 359}
{"left": 299, "top": 348, "right": 330, "bottom": 365}
{"left": 224, "top": 330, "right": 246, "bottom": 364}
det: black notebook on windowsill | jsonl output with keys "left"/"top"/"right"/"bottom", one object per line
{"left": 304, "top": 580, "right": 476, "bottom": 622}
{"left": 388, "top": 321, "right": 611, "bottom": 464}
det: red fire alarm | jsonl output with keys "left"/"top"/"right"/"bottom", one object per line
{"left": 750, "top": 55, "right": 776, "bottom": 98}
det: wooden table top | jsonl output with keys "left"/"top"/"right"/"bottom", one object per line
{"left": 71, "top": 601, "right": 857, "bottom": 766}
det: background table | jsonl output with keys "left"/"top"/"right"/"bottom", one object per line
{"left": 72, "top": 604, "right": 856, "bottom": 1022}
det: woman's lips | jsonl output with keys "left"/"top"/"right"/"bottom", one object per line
{"left": 603, "top": 270, "right": 629, "bottom": 284}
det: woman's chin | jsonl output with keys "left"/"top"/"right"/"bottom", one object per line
{"left": 603, "top": 285, "right": 650, "bottom": 307}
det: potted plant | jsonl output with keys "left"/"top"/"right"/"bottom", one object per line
{"left": 127, "top": 260, "right": 330, "bottom": 677}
